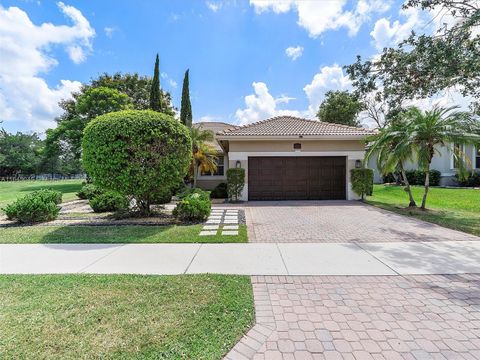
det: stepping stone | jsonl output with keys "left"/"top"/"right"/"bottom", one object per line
{"left": 223, "top": 225, "right": 239, "bottom": 230}
{"left": 203, "top": 225, "right": 219, "bottom": 230}
{"left": 208, "top": 216, "right": 222, "bottom": 220}
{"left": 224, "top": 216, "right": 238, "bottom": 221}
{"left": 222, "top": 230, "right": 239, "bottom": 236}
{"left": 224, "top": 219, "right": 238, "bottom": 224}
{"left": 225, "top": 211, "right": 238, "bottom": 215}
{"left": 199, "top": 231, "right": 217, "bottom": 236}
{"left": 206, "top": 219, "right": 221, "bottom": 224}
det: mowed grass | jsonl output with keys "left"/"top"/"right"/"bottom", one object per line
{"left": 0, "top": 179, "right": 83, "bottom": 211}
{"left": 367, "top": 185, "right": 480, "bottom": 236}
{"left": 0, "top": 224, "right": 248, "bottom": 244}
{"left": 0, "top": 274, "right": 254, "bottom": 360}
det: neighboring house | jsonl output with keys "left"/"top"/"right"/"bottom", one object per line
{"left": 368, "top": 144, "right": 480, "bottom": 185}
{"left": 212, "top": 116, "right": 374, "bottom": 201}
{"left": 193, "top": 121, "right": 235, "bottom": 190}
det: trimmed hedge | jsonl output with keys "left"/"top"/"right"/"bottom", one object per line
{"left": 350, "top": 168, "right": 374, "bottom": 200}
{"left": 210, "top": 182, "right": 228, "bottom": 199}
{"left": 383, "top": 169, "right": 441, "bottom": 186}
{"left": 227, "top": 168, "right": 245, "bottom": 202}
{"left": 82, "top": 110, "right": 192, "bottom": 213}
{"left": 455, "top": 171, "right": 480, "bottom": 187}
{"left": 89, "top": 191, "right": 129, "bottom": 213}
{"left": 3, "top": 189, "right": 62, "bottom": 223}
{"left": 173, "top": 190, "right": 211, "bottom": 221}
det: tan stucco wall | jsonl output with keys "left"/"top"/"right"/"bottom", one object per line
{"left": 228, "top": 140, "right": 365, "bottom": 152}
{"left": 196, "top": 178, "right": 225, "bottom": 190}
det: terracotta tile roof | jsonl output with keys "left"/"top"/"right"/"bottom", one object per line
{"left": 217, "top": 116, "right": 374, "bottom": 137}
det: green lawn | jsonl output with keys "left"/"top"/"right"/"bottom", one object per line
{"left": 0, "top": 224, "right": 248, "bottom": 244}
{"left": 367, "top": 184, "right": 480, "bottom": 236}
{"left": 0, "top": 179, "right": 83, "bottom": 211}
{"left": 0, "top": 274, "right": 254, "bottom": 360}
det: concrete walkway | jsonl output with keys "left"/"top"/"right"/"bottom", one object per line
{"left": 2, "top": 240, "right": 480, "bottom": 275}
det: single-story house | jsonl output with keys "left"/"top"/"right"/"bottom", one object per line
{"left": 197, "top": 115, "right": 374, "bottom": 201}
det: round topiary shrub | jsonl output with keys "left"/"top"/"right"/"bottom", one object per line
{"left": 77, "top": 183, "right": 104, "bottom": 200}
{"left": 82, "top": 110, "right": 192, "bottom": 214}
{"left": 172, "top": 192, "right": 211, "bottom": 221}
{"left": 3, "top": 189, "right": 62, "bottom": 223}
{"left": 89, "top": 191, "right": 129, "bottom": 213}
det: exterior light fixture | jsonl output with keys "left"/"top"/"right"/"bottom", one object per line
{"left": 355, "top": 160, "right": 362, "bottom": 168}
{"left": 235, "top": 160, "right": 242, "bottom": 168}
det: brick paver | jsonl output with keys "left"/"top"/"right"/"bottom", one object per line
{"left": 225, "top": 274, "right": 480, "bottom": 360}
{"left": 242, "top": 201, "right": 479, "bottom": 243}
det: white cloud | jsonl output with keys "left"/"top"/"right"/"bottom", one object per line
{"left": 235, "top": 82, "right": 301, "bottom": 125}
{"left": 104, "top": 26, "right": 117, "bottom": 38}
{"left": 250, "top": 0, "right": 392, "bottom": 37}
{"left": 206, "top": 1, "right": 222, "bottom": 12}
{"left": 0, "top": 2, "right": 94, "bottom": 132}
{"left": 285, "top": 46, "right": 303, "bottom": 60}
{"left": 370, "top": 8, "right": 425, "bottom": 50}
{"left": 161, "top": 72, "right": 178, "bottom": 89}
{"left": 303, "top": 64, "right": 351, "bottom": 115}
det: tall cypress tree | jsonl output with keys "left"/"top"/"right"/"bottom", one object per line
{"left": 180, "top": 69, "right": 192, "bottom": 127}
{"left": 149, "top": 54, "right": 162, "bottom": 112}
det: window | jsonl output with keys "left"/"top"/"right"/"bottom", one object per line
{"left": 201, "top": 155, "right": 224, "bottom": 176}
{"left": 476, "top": 147, "right": 480, "bottom": 169}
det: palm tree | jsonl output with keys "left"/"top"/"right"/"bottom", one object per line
{"left": 365, "top": 119, "right": 417, "bottom": 207}
{"left": 189, "top": 127, "right": 218, "bottom": 187}
{"left": 405, "top": 106, "right": 480, "bottom": 209}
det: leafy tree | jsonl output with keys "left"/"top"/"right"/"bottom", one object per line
{"left": 364, "top": 119, "right": 417, "bottom": 207}
{"left": 82, "top": 110, "right": 192, "bottom": 215}
{"left": 149, "top": 54, "right": 163, "bottom": 112}
{"left": 316, "top": 91, "right": 363, "bottom": 127}
{"left": 346, "top": 0, "right": 480, "bottom": 114}
{"left": 0, "top": 129, "right": 43, "bottom": 177}
{"left": 180, "top": 69, "right": 192, "bottom": 127}
{"left": 403, "top": 106, "right": 480, "bottom": 209}
{"left": 189, "top": 127, "right": 217, "bottom": 187}
{"left": 76, "top": 87, "right": 131, "bottom": 120}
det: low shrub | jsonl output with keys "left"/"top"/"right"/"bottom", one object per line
{"left": 210, "top": 183, "right": 228, "bottom": 199}
{"left": 455, "top": 171, "right": 480, "bottom": 187}
{"left": 173, "top": 193, "right": 211, "bottom": 221}
{"left": 77, "top": 184, "right": 104, "bottom": 200}
{"left": 89, "top": 192, "right": 129, "bottom": 213}
{"left": 150, "top": 189, "right": 173, "bottom": 205}
{"left": 176, "top": 187, "right": 210, "bottom": 201}
{"left": 350, "top": 168, "right": 374, "bottom": 200}
{"left": 227, "top": 168, "right": 245, "bottom": 202}
{"left": 405, "top": 169, "right": 441, "bottom": 186}
{"left": 3, "top": 189, "right": 62, "bottom": 223}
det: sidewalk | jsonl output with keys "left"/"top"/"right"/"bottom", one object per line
{"left": 1, "top": 240, "right": 480, "bottom": 275}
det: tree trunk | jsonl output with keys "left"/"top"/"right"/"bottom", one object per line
{"left": 193, "top": 162, "right": 198, "bottom": 188}
{"left": 400, "top": 168, "right": 416, "bottom": 207}
{"left": 421, "top": 167, "right": 430, "bottom": 210}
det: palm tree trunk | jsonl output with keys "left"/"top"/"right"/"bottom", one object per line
{"left": 421, "top": 167, "right": 430, "bottom": 210}
{"left": 400, "top": 166, "right": 416, "bottom": 207}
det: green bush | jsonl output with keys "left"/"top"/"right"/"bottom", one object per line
{"left": 3, "top": 189, "right": 62, "bottom": 223}
{"left": 176, "top": 187, "right": 210, "bottom": 201}
{"left": 227, "top": 168, "right": 245, "bottom": 202}
{"left": 455, "top": 170, "right": 480, "bottom": 187}
{"left": 150, "top": 189, "right": 173, "bottom": 205}
{"left": 405, "top": 170, "right": 441, "bottom": 186}
{"left": 89, "top": 192, "right": 129, "bottom": 213}
{"left": 82, "top": 110, "right": 192, "bottom": 214}
{"left": 210, "top": 183, "right": 228, "bottom": 199}
{"left": 350, "top": 168, "right": 374, "bottom": 200}
{"left": 77, "top": 184, "right": 104, "bottom": 200}
{"left": 172, "top": 193, "right": 211, "bottom": 221}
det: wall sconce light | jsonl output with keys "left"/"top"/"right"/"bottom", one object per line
{"left": 235, "top": 160, "right": 242, "bottom": 168}
{"left": 355, "top": 160, "right": 362, "bottom": 168}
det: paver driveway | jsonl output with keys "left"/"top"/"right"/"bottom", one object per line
{"left": 226, "top": 274, "right": 480, "bottom": 360}
{"left": 243, "top": 201, "right": 479, "bottom": 243}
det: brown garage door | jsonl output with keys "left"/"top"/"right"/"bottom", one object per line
{"left": 248, "top": 156, "right": 346, "bottom": 200}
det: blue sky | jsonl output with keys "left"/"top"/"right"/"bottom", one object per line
{"left": 0, "top": 0, "right": 435, "bottom": 133}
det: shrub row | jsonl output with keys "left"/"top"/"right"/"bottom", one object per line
{"left": 3, "top": 189, "right": 62, "bottom": 223}
{"left": 455, "top": 171, "right": 480, "bottom": 187}
{"left": 383, "top": 169, "right": 441, "bottom": 186}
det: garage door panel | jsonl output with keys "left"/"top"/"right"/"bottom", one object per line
{"left": 248, "top": 156, "right": 346, "bottom": 201}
